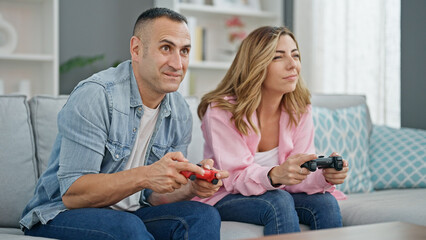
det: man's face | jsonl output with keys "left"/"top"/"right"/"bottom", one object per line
{"left": 132, "top": 17, "right": 191, "bottom": 98}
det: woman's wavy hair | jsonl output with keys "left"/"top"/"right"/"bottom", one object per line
{"left": 197, "top": 26, "right": 311, "bottom": 135}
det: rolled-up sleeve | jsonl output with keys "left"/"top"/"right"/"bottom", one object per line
{"left": 56, "top": 83, "right": 110, "bottom": 196}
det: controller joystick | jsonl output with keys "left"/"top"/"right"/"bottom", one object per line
{"left": 301, "top": 156, "right": 343, "bottom": 172}
{"left": 181, "top": 164, "right": 219, "bottom": 185}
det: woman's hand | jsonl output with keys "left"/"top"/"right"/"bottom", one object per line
{"left": 322, "top": 152, "right": 349, "bottom": 185}
{"left": 268, "top": 153, "right": 316, "bottom": 186}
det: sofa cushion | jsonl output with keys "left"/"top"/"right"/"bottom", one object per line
{"left": 369, "top": 125, "right": 426, "bottom": 189}
{"left": 28, "top": 96, "right": 68, "bottom": 175}
{"left": 0, "top": 95, "right": 38, "bottom": 228}
{"left": 184, "top": 96, "right": 204, "bottom": 164}
{"left": 312, "top": 104, "right": 374, "bottom": 193}
{"left": 311, "top": 94, "right": 373, "bottom": 136}
{"left": 338, "top": 188, "right": 426, "bottom": 226}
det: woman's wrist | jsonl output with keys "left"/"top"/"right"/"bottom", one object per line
{"left": 267, "top": 168, "right": 282, "bottom": 187}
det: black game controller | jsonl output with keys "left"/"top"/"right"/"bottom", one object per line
{"left": 301, "top": 156, "right": 343, "bottom": 172}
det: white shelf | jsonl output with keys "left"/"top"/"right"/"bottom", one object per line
{"left": 0, "top": 53, "right": 55, "bottom": 61}
{"left": 0, "top": 0, "right": 59, "bottom": 97}
{"left": 189, "top": 61, "right": 231, "bottom": 70}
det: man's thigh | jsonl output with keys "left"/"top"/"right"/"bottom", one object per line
{"left": 25, "top": 208, "right": 153, "bottom": 240}
{"left": 133, "top": 201, "right": 220, "bottom": 240}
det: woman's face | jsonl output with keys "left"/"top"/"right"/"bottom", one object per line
{"left": 262, "top": 35, "right": 301, "bottom": 96}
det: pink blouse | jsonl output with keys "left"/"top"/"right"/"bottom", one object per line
{"left": 193, "top": 97, "right": 345, "bottom": 206}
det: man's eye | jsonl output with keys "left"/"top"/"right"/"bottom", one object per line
{"left": 161, "top": 46, "right": 170, "bottom": 51}
{"left": 181, "top": 48, "right": 189, "bottom": 55}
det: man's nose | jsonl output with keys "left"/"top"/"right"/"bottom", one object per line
{"left": 169, "top": 51, "right": 183, "bottom": 70}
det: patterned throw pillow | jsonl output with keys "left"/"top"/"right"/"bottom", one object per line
{"left": 369, "top": 125, "right": 426, "bottom": 189}
{"left": 312, "top": 104, "right": 374, "bottom": 193}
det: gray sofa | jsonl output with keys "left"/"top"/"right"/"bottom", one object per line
{"left": 1, "top": 94, "right": 425, "bottom": 240}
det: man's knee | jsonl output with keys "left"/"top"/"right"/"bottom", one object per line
{"left": 114, "top": 213, "right": 154, "bottom": 240}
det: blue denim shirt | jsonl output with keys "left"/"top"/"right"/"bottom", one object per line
{"left": 20, "top": 60, "right": 193, "bottom": 230}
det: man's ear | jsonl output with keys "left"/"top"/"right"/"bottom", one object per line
{"left": 130, "top": 36, "right": 142, "bottom": 61}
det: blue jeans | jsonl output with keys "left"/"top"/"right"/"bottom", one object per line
{"left": 25, "top": 201, "right": 221, "bottom": 240}
{"left": 214, "top": 190, "right": 342, "bottom": 235}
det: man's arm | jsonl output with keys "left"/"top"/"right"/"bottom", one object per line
{"left": 62, "top": 152, "right": 204, "bottom": 209}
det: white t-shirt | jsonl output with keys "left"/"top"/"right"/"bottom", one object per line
{"left": 110, "top": 104, "right": 160, "bottom": 211}
{"left": 254, "top": 147, "right": 279, "bottom": 167}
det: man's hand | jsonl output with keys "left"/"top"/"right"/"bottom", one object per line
{"left": 144, "top": 152, "right": 205, "bottom": 193}
{"left": 268, "top": 153, "right": 316, "bottom": 186}
{"left": 189, "top": 159, "right": 229, "bottom": 198}
{"left": 323, "top": 152, "right": 349, "bottom": 185}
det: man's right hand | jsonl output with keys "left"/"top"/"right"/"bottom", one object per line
{"left": 144, "top": 152, "right": 205, "bottom": 193}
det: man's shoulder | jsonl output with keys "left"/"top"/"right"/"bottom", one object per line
{"left": 76, "top": 60, "right": 132, "bottom": 89}
{"left": 167, "top": 92, "right": 191, "bottom": 119}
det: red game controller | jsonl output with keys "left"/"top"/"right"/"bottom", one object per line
{"left": 181, "top": 164, "right": 219, "bottom": 184}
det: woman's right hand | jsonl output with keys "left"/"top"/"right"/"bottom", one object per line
{"left": 268, "top": 153, "right": 317, "bottom": 186}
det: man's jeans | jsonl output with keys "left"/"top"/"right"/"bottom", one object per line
{"left": 25, "top": 201, "right": 221, "bottom": 240}
{"left": 214, "top": 190, "right": 342, "bottom": 235}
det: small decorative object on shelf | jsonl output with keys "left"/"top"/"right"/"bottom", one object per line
{"left": 0, "top": 13, "right": 18, "bottom": 54}
{"left": 220, "top": 16, "right": 246, "bottom": 60}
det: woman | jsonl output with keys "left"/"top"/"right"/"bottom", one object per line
{"left": 195, "top": 26, "right": 349, "bottom": 235}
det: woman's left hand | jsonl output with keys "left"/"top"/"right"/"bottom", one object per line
{"left": 322, "top": 152, "right": 349, "bottom": 185}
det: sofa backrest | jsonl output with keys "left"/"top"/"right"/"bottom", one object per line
{"left": 0, "top": 95, "right": 38, "bottom": 228}
{"left": 311, "top": 94, "right": 372, "bottom": 136}
{"left": 28, "top": 96, "right": 68, "bottom": 175}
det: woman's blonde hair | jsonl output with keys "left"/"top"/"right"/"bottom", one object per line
{"left": 197, "top": 26, "right": 311, "bottom": 135}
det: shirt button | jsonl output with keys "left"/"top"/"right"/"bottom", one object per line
{"left": 133, "top": 128, "right": 137, "bottom": 132}
{"left": 115, "top": 154, "right": 119, "bottom": 159}
{"left": 138, "top": 107, "right": 142, "bottom": 111}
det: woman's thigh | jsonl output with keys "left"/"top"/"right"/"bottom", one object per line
{"left": 214, "top": 190, "right": 300, "bottom": 235}
{"left": 291, "top": 192, "right": 342, "bottom": 230}
{"left": 25, "top": 208, "right": 153, "bottom": 240}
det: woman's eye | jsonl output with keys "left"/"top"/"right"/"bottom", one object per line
{"left": 293, "top": 54, "right": 300, "bottom": 59}
{"left": 273, "top": 56, "right": 281, "bottom": 60}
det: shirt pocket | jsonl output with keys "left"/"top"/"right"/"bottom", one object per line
{"left": 147, "top": 143, "right": 188, "bottom": 165}
{"left": 105, "top": 140, "right": 131, "bottom": 172}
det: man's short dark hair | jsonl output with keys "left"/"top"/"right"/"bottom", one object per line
{"left": 133, "top": 7, "right": 187, "bottom": 36}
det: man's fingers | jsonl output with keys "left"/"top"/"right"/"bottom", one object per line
{"left": 199, "top": 159, "right": 214, "bottom": 169}
{"left": 176, "top": 161, "right": 204, "bottom": 175}
{"left": 215, "top": 170, "right": 229, "bottom": 180}
{"left": 166, "top": 151, "right": 188, "bottom": 162}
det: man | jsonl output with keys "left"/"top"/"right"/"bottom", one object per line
{"left": 20, "top": 8, "right": 228, "bottom": 240}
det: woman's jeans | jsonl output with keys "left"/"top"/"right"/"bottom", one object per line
{"left": 214, "top": 190, "right": 342, "bottom": 235}
{"left": 25, "top": 201, "right": 221, "bottom": 240}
